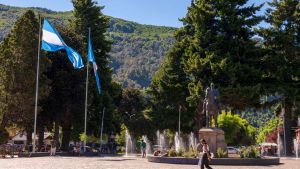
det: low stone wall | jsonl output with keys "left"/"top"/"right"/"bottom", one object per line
{"left": 19, "top": 152, "right": 71, "bottom": 157}
{"left": 148, "top": 156, "right": 198, "bottom": 165}
{"left": 147, "top": 156, "right": 280, "bottom": 166}
{"left": 18, "top": 152, "right": 121, "bottom": 157}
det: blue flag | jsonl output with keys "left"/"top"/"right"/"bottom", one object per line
{"left": 41, "top": 19, "right": 84, "bottom": 69}
{"left": 88, "top": 30, "right": 101, "bottom": 95}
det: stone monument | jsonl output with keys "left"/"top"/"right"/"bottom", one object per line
{"left": 198, "top": 83, "right": 227, "bottom": 154}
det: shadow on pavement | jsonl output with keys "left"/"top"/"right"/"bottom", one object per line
{"left": 98, "top": 158, "right": 137, "bottom": 162}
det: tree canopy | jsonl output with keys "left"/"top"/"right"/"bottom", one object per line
{"left": 72, "top": 0, "right": 122, "bottom": 137}
{"left": 148, "top": 0, "right": 265, "bottom": 132}
{"left": 258, "top": 0, "right": 300, "bottom": 155}
{"left": 0, "top": 10, "right": 50, "bottom": 143}
{"left": 218, "top": 111, "right": 256, "bottom": 145}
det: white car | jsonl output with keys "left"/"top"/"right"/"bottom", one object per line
{"left": 227, "top": 146, "right": 239, "bottom": 154}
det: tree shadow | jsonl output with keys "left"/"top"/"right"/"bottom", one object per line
{"left": 98, "top": 158, "right": 137, "bottom": 162}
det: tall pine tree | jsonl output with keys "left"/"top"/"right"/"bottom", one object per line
{"left": 40, "top": 25, "right": 85, "bottom": 151}
{"left": 149, "top": 0, "right": 264, "bottom": 131}
{"left": 148, "top": 42, "right": 191, "bottom": 131}
{"left": 71, "top": 0, "right": 122, "bottom": 137}
{"left": 259, "top": 0, "right": 300, "bottom": 155}
{"left": 0, "top": 10, "right": 50, "bottom": 145}
{"left": 183, "top": 0, "right": 263, "bottom": 110}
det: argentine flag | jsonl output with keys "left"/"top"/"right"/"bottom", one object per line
{"left": 88, "top": 30, "right": 101, "bottom": 94}
{"left": 42, "top": 19, "right": 84, "bottom": 69}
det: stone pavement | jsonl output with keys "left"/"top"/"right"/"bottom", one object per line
{"left": 0, "top": 156, "right": 299, "bottom": 169}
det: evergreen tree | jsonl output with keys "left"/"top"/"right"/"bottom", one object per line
{"left": 183, "top": 0, "right": 263, "bottom": 110}
{"left": 41, "top": 25, "right": 85, "bottom": 150}
{"left": 148, "top": 42, "right": 191, "bottom": 132}
{"left": 0, "top": 36, "right": 10, "bottom": 129}
{"left": 71, "top": 0, "right": 122, "bottom": 137}
{"left": 149, "top": 0, "right": 264, "bottom": 131}
{"left": 259, "top": 0, "right": 300, "bottom": 155}
{"left": 0, "top": 10, "right": 50, "bottom": 145}
{"left": 118, "top": 88, "right": 152, "bottom": 137}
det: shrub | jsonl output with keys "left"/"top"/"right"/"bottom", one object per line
{"left": 218, "top": 111, "right": 257, "bottom": 145}
{"left": 216, "top": 148, "right": 228, "bottom": 158}
{"left": 183, "top": 147, "right": 198, "bottom": 158}
{"left": 177, "top": 147, "right": 185, "bottom": 157}
{"left": 167, "top": 147, "right": 188, "bottom": 157}
{"left": 167, "top": 146, "right": 199, "bottom": 158}
{"left": 79, "top": 133, "right": 105, "bottom": 144}
{"left": 239, "top": 146, "right": 259, "bottom": 158}
{"left": 256, "top": 117, "right": 282, "bottom": 143}
{"left": 118, "top": 146, "right": 126, "bottom": 154}
{"left": 168, "top": 148, "right": 177, "bottom": 157}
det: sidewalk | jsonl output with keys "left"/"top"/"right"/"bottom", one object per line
{"left": 279, "top": 157, "right": 300, "bottom": 160}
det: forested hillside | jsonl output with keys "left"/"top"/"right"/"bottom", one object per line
{"left": 0, "top": 4, "right": 176, "bottom": 88}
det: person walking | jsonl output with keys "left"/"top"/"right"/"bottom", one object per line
{"left": 50, "top": 140, "right": 57, "bottom": 156}
{"left": 199, "top": 139, "right": 212, "bottom": 169}
{"left": 140, "top": 140, "right": 147, "bottom": 158}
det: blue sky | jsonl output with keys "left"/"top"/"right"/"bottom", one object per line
{"left": 0, "top": 0, "right": 269, "bottom": 27}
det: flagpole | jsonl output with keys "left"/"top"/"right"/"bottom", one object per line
{"left": 33, "top": 14, "right": 42, "bottom": 153}
{"left": 84, "top": 28, "right": 91, "bottom": 153}
{"left": 100, "top": 107, "right": 105, "bottom": 149}
{"left": 84, "top": 57, "right": 89, "bottom": 153}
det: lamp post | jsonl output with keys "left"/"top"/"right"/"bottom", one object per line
{"left": 179, "top": 105, "right": 182, "bottom": 137}
{"left": 100, "top": 107, "right": 105, "bottom": 150}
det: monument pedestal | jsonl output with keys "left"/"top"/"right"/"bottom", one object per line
{"left": 199, "top": 128, "right": 227, "bottom": 154}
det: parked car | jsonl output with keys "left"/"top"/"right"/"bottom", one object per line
{"left": 227, "top": 146, "right": 239, "bottom": 154}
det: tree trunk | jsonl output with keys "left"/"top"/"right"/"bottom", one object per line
{"left": 283, "top": 98, "right": 293, "bottom": 156}
{"left": 61, "top": 126, "right": 71, "bottom": 151}
{"left": 38, "top": 126, "right": 44, "bottom": 151}
{"left": 54, "top": 120, "right": 59, "bottom": 147}
{"left": 26, "top": 128, "right": 33, "bottom": 151}
{"left": 26, "top": 129, "right": 32, "bottom": 145}
{"left": 61, "top": 104, "right": 72, "bottom": 151}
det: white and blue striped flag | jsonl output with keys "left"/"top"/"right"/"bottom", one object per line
{"left": 42, "top": 19, "right": 84, "bottom": 69}
{"left": 88, "top": 29, "right": 101, "bottom": 94}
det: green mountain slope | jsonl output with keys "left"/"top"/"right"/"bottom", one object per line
{"left": 0, "top": 4, "right": 176, "bottom": 88}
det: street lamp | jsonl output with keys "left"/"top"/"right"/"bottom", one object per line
{"left": 100, "top": 107, "right": 105, "bottom": 151}
{"left": 179, "top": 105, "right": 182, "bottom": 137}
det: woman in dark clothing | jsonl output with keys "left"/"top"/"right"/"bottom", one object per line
{"left": 199, "top": 139, "right": 212, "bottom": 169}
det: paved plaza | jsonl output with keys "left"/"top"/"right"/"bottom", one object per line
{"left": 0, "top": 156, "right": 300, "bottom": 169}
